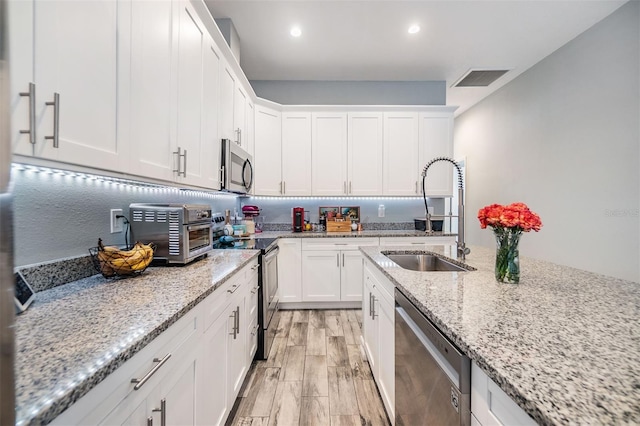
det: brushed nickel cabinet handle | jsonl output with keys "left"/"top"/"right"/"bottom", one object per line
{"left": 44, "top": 92, "right": 60, "bottom": 148}
{"left": 342, "top": 253, "right": 345, "bottom": 267}
{"left": 173, "top": 147, "right": 186, "bottom": 177}
{"left": 147, "top": 417, "right": 153, "bottom": 426}
{"left": 236, "top": 306, "right": 240, "bottom": 334}
{"left": 343, "top": 181, "right": 346, "bottom": 194}
{"left": 152, "top": 399, "right": 166, "bottom": 426}
{"left": 230, "top": 310, "right": 237, "bottom": 339}
{"left": 372, "top": 297, "right": 378, "bottom": 319}
{"left": 283, "top": 181, "right": 286, "bottom": 194}
{"left": 336, "top": 253, "right": 340, "bottom": 267}
{"left": 349, "top": 181, "right": 352, "bottom": 194}
{"left": 19, "top": 82, "right": 36, "bottom": 144}
{"left": 131, "top": 353, "right": 172, "bottom": 390}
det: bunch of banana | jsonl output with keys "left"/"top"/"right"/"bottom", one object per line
{"left": 97, "top": 239, "right": 154, "bottom": 276}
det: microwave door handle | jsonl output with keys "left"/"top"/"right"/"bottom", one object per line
{"left": 243, "top": 159, "right": 253, "bottom": 191}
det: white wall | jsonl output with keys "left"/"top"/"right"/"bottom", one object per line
{"left": 454, "top": 1, "right": 639, "bottom": 282}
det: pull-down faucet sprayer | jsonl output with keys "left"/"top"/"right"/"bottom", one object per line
{"left": 422, "top": 157, "right": 470, "bottom": 260}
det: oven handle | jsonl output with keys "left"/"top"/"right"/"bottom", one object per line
{"left": 264, "top": 246, "right": 280, "bottom": 263}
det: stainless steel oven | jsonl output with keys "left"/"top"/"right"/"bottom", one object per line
{"left": 260, "top": 243, "right": 279, "bottom": 359}
{"left": 129, "top": 203, "right": 213, "bottom": 264}
{"left": 221, "top": 139, "right": 253, "bottom": 193}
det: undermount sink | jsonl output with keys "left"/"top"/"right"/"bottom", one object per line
{"left": 384, "top": 253, "right": 473, "bottom": 272}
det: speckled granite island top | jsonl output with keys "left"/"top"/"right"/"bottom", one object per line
{"left": 361, "top": 245, "right": 640, "bottom": 425}
{"left": 14, "top": 250, "right": 259, "bottom": 426}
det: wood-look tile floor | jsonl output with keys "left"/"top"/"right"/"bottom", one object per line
{"left": 227, "top": 309, "right": 391, "bottom": 426}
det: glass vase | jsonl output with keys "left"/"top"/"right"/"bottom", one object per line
{"left": 493, "top": 228, "right": 522, "bottom": 283}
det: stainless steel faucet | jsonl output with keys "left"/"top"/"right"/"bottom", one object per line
{"left": 421, "top": 157, "right": 470, "bottom": 260}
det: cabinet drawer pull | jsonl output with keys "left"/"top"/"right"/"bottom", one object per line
{"left": 131, "top": 353, "right": 172, "bottom": 390}
{"left": 227, "top": 284, "right": 239, "bottom": 294}
{"left": 152, "top": 398, "right": 166, "bottom": 426}
{"left": 251, "top": 285, "right": 260, "bottom": 294}
{"left": 19, "top": 82, "right": 36, "bottom": 144}
{"left": 251, "top": 323, "right": 260, "bottom": 336}
{"left": 251, "top": 263, "right": 259, "bottom": 271}
{"left": 44, "top": 92, "right": 60, "bottom": 148}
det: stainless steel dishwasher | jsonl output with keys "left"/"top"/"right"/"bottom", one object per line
{"left": 395, "top": 289, "right": 471, "bottom": 426}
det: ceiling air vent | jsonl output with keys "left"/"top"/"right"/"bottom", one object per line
{"left": 453, "top": 69, "right": 509, "bottom": 87}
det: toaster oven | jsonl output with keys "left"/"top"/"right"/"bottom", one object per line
{"left": 129, "top": 203, "right": 213, "bottom": 264}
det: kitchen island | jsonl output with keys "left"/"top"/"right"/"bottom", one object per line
{"left": 14, "top": 250, "right": 259, "bottom": 426}
{"left": 361, "top": 244, "right": 640, "bottom": 425}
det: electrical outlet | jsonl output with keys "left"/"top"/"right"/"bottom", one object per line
{"left": 110, "top": 209, "right": 123, "bottom": 233}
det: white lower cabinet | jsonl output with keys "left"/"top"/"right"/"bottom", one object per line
{"left": 471, "top": 362, "right": 536, "bottom": 426}
{"left": 278, "top": 239, "right": 302, "bottom": 303}
{"left": 51, "top": 260, "right": 258, "bottom": 426}
{"left": 300, "top": 238, "right": 378, "bottom": 303}
{"left": 362, "top": 260, "right": 395, "bottom": 422}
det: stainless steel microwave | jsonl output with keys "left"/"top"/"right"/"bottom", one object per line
{"left": 221, "top": 139, "right": 253, "bottom": 193}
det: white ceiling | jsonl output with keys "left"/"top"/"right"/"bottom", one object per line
{"left": 204, "top": 0, "right": 626, "bottom": 115}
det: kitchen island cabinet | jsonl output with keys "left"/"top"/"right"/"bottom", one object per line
{"left": 360, "top": 244, "right": 640, "bottom": 425}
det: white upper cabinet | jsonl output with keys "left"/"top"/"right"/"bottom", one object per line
{"left": 419, "top": 112, "right": 454, "bottom": 197}
{"left": 202, "top": 39, "right": 223, "bottom": 190}
{"left": 126, "top": 0, "right": 175, "bottom": 181}
{"left": 348, "top": 112, "right": 383, "bottom": 195}
{"left": 281, "top": 112, "right": 312, "bottom": 196}
{"left": 311, "top": 112, "right": 348, "bottom": 196}
{"left": 383, "top": 112, "right": 420, "bottom": 195}
{"left": 8, "top": 0, "right": 34, "bottom": 157}
{"left": 234, "top": 85, "right": 248, "bottom": 149}
{"left": 253, "top": 105, "right": 282, "bottom": 196}
{"left": 220, "top": 61, "right": 236, "bottom": 142}
{"left": 12, "top": 0, "right": 126, "bottom": 170}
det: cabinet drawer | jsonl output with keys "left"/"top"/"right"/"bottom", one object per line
{"left": 204, "top": 260, "right": 258, "bottom": 332}
{"left": 52, "top": 307, "right": 200, "bottom": 425}
{"left": 364, "top": 260, "right": 395, "bottom": 303}
{"left": 302, "top": 237, "right": 378, "bottom": 251}
{"left": 379, "top": 236, "right": 456, "bottom": 246}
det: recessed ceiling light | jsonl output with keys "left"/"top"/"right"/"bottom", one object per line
{"left": 290, "top": 27, "right": 302, "bottom": 37}
{"left": 408, "top": 25, "right": 420, "bottom": 34}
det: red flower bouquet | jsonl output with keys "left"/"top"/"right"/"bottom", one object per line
{"left": 478, "top": 203, "right": 542, "bottom": 283}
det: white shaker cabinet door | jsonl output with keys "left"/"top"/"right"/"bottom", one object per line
{"left": 34, "top": 0, "right": 124, "bottom": 170}
{"left": 253, "top": 106, "right": 282, "bottom": 195}
{"left": 419, "top": 112, "right": 454, "bottom": 197}
{"left": 311, "top": 112, "right": 348, "bottom": 196}
{"left": 278, "top": 239, "right": 303, "bottom": 303}
{"left": 348, "top": 112, "right": 383, "bottom": 196}
{"left": 302, "top": 250, "right": 341, "bottom": 302}
{"left": 282, "top": 112, "right": 312, "bottom": 196}
{"left": 220, "top": 62, "right": 236, "bottom": 142}
{"left": 340, "top": 250, "right": 365, "bottom": 302}
{"left": 383, "top": 112, "right": 419, "bottom": 196}
{"left": 174, "top": 1, "right": 208, "bottom": 187}
{"left": 202, "top": 40, "right": 223, "bottom": 189}
{"left": 127, "top": 0, "right": 175, "bottom": 181}
{"left": 8, "top": 0, "right": 35, "bottom": 157}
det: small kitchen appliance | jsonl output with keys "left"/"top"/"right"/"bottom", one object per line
{"left": 221, "top": 139, "right": 253, "bottom": 193}
{"left": 292, "top": 207, "right": 304, "bottom": 233}
{"left": 129, "top": 203, "right": 213, "bottom": 265}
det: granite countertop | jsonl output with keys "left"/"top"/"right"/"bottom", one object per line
{"left": 14, "top": 249, "right": 259, "bottom": 426}
{"left": 361, "top": 245, "right": 640, "bottom": 425}
{"left": 255, "top": 229, "right": 457, "bottom": 239}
